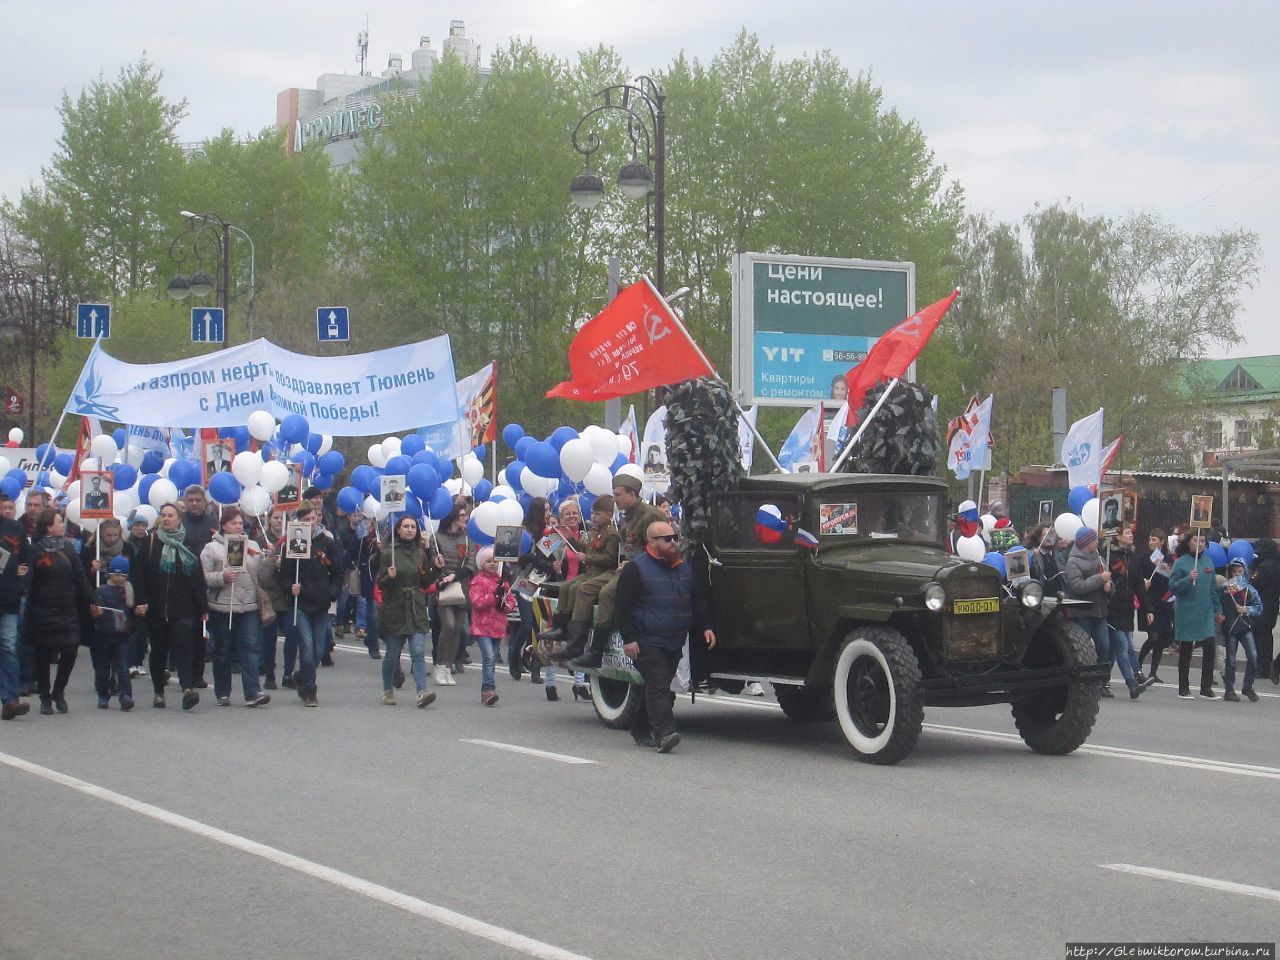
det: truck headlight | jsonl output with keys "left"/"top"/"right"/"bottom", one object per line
{"left": 923, "top": 582, "right": 946, "bottom": 612}
{"left": 1019, "top": 580, "right": 1044, "bottom": 609}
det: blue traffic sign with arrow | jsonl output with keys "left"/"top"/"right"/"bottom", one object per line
{"left": 191, "top": 307, "right": 225, "bottom": 344}
{"left": 76, "top": 303, "right": 111, "bottom": 339}
{"left": 317, "top": 306, "right": 350, "bottom": 342}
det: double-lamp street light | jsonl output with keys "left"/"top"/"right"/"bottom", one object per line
{"left": 166, "top": 210, "right": 256, "bottom": 346}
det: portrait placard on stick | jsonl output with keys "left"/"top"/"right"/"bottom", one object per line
{"left": 80, "top": 470, "right": 114, "bottom": 520}
{"left": 1189, "top": 495, "right": 1214, "bottom": 530}
{"left": 285, "top": 521, "right": 312, "bottom": 560}
{"left": 273, "top": 464, "right": 304, "bottom": 514}
{"left": 202, "top": 438, "right": 236, "bottom": 488}
{"left": 493, "top": 524, "right": 522, "bottom": 563}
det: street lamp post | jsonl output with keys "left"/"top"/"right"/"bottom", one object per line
{"left": 166, "top": 210, "right": 257, "bottom": 346}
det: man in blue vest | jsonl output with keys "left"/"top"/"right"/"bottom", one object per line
{"left": 616, "top": 520, "right": 716, "bottom": 753}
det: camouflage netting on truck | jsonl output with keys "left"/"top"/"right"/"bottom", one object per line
{"left": 835, "top": 379, "right": 940, "bottom": 477}
{"left": 665, "top": 378, "right": 745, "bottom": 542}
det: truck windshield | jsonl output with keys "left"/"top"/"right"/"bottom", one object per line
{"left": 817, "top": 493, "right": 943, "bottom": 546}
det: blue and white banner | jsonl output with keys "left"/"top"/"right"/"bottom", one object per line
{"left": 779, "top": 403, "right": 824, "bottom": 473}
{"left": 1064, "top": 407, "right": 1105, "bottom": 489}
{"left": 66, "top": 336, "right": 458, "bottom": 436}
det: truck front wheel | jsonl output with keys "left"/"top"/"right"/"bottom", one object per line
{"left": 590, "top": 674, "right": 642, "bottom": 729}
{"left": 1010, "top": 617, "right": 1100, "bottom": 755}
{"left": 833, "top": 627, "right": 924, "bottom": 765}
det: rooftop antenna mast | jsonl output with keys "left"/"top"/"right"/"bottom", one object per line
{"left": 356, "top": 20, "right": 370, "bottom": 76}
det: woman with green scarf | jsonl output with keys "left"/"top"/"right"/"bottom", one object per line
{"left": 131, "top": 502, "right": 208, "bottom": 710}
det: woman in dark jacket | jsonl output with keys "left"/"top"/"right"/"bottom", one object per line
{"left": 516, "top": 497, "right": 562, "bottom": 696}
{"left": 1134, "top": 527, "right": 1175, "bottom": 683}
{"left": 131, "top": 502, "right": 208, "bottom": 710}
{"left": 26, "top": 509, "right": 97, "bottom": 714}
{"left": 1249, "top": 538, "right": 1280, "bottom": 683}
{"left": 376, "top": 515, "right": 441, "bottom": 706}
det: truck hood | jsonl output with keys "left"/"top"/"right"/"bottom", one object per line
{"left": 813, "top": 542, "right": 961, "bottom": 582}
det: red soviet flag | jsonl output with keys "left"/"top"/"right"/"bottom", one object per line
{"left": 547, "top": 278, "right": 715, "bottom": 401}
{"left": 843, "top": 289, "right": 959, "bottom": 425}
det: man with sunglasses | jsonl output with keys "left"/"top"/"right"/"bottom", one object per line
{"left": 614, "top": 520, "right": 716, "bottom": 753}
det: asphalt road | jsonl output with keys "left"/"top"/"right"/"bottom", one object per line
{"left": 2, "top": 641, "right": 1277, "bottom": 960}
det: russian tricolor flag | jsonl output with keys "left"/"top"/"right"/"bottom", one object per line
{"left": 795, "top": 528, "right": 820, "bottom": 551}
{"left": 754, "top": 504, "right": 788, "bottom": 545}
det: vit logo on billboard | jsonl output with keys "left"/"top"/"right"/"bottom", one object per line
{"left": 732, "top": 253, "right": 914, "bottom": 406}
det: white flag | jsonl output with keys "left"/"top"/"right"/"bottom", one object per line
{"left": 737, "top": 404, "right": 758, "bottom": 473}
{"left": 640, "top": 406, "right": 669, "bottom": 495}
{"left": 1063, "top": 407, "right": 1105, "bottom": 489}
{"left": 966, "top": 395, "right": 994, "bottom": 472}
{"left": 780, "top": 403, "right": 825, "bottom": 473}
{"left": 618, "top": 404, "right": 640, "bottom": 462}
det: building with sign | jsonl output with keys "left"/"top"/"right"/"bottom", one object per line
{"left": 276, "top": 21, "right": 486, "bottom": 170}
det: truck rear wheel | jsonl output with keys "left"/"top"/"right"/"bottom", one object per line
{"left": 775, "top": 686, "right": 836, "bottom": 722}
{"left": 833, "top": 627, "right": 923, "bottom": 765}
{"left": 1010, "top": 617, "right": 1100, "bottom": 755}
{"left": 590, "top": 674, "right": 641, "bottom": 729}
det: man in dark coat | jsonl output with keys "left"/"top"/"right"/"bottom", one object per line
{"left": 0, "top": 495, "right": 31, "bottom": 719}
{"left": 1250, "top": 538, "right": 1280, "bottom": 683}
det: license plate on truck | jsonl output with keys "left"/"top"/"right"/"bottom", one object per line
{"left": 953, "top": 597, "right": 999, "bottom": 615}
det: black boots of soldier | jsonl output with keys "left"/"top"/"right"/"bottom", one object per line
{"left": 550, "top": 620, "right": 590, "bottom": 663}
{"left": 568, "top": 627, "right": 607, "bottom": 670}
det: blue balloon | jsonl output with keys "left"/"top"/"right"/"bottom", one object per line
{"left": 36, "top": 470, "right": 50, "bottom": 488}
{"left": 350, "top": 465, "right": 377, "bottom": 495}
{"left": 318, "top": 450, "right": 345, "bottom": 475}
{"left": 610, "top": 453, "right": 627, "bottom": 472}
{"left": 427, "top": 487, "right": 454, "bottom": 520}
{"left": 279, "top": 414, "right": 309, "bottom": 444}
{"left": 169, "top": 461, "right": 199, "bottom": 490}
{"left": 402, "top": 492, "right": 423, "bottom": 519}
{"left": 982, "top": 551, "right": 1008, "bottom": 579}
{"left": 1205, "top": 541, "right": 1228, "bottom": 569}
{"left": 411, "top": 450, "right": 436, "bottom": 467}
{"left": 514, "top": 436, "right": 535, "bottom": 461}
{"left": 384, "top": 455, "right": 412, "bottom": 477}
{"left": 1227, "top": 539, "right": 1255, "bottom": 566}
{"left": 435, "top": 458, "right": 454, "bottom": 481}
{"left": 112, "top": 428, "right": 127, "bottom": 449}
{"left": 0, "top": 478, "right": 20, "bottom": 500}
{"left": 207, "top": 472, "right": 242, "bottom": 505}
{"left": 518, "top": 492, "right": 532, "bottom": 511}
{"left": 290, "top": 451, "right": 316, "bottom": 477}
{"left": 549, "top": 426, "right": 578, "bottom": 450}
{"left": 520, "top": 531, "right": 534, "bottom": 554}
{"left": 219, "top": 427, "right": 236, "bottom": 440}
{"left": 472, "top": 444, "right": 487, "bottom": 461}
{"left": 259, "top": 440, "right": 279, "bottom": 461}
{"left": 5, "top": 468, "right": 27, "bottom": 487}
{"left": 305, "top": 433, "right": 324, "bottom": 455}
{"left": 110, "top": 462, "right": 138, "bottom": 490}
{"left": 577, "top": 492, "right": 597, "bottom": 516}
{"left": 1067, "top": 485, "right": 1093, "bottom": 515}
{"left": 140, "top": 450, "right": 164, "bottom": 475}
{"left": 312, "top": 473, "right": 334, "bottom": 491}
{"left": 336, "top": 486, "right": 363, "bottom": 514}
{"left": 36, "top": 443, "right": 57, "bottom": 466}
{"left": 472, "top": 478, "right": 493, "bottom": 502}
{"left": 502, "top": 424, "right": 524, "bottom": 449}
{"left": 400, "top": 434, "right": 425, "bottom": 457}
{"left": 526, "top": 441, "right": 561, "bottom": 479}
{"left": 138, "top": 474, "right": 159, "bottom": 503}
{"left": 231, "top": 426, "right": 251, "bottom": 452}
{"left": 507, "top": 460, "right": 528, "bottom": 492}
{"left": 53, "top": 453, "right": 74, "bottom": 476}
{"left": 467, "top": 515, "right": 495, "bottom": 546}
{"left": 407, "top": 463, "right": 440, "bottom": 499}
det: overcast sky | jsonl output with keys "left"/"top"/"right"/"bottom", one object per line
{"left": 6, "top": 1, "right": 1278, "bottom": 358}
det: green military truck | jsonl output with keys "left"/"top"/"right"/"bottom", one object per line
{"left": 588, "top": 472, "right": 1108, "bottom": 765}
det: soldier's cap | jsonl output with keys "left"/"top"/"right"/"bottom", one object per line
{"left": 612, "top": 474, "right": 643, "bottom": 494}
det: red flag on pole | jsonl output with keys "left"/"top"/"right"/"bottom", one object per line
{"left": 1099, "top": 435, "right": 1124, "bottom": 476}
{"left": 66, "top": 417, "right": 94, "bottom": 484}
{"left": 546, "top": 279, "right": 715, "bottom": 402}
{"left": 843, "top": 289, "right": 959, "bottom": 426}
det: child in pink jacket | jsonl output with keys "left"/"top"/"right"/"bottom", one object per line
{"left": 469, "top": 547, "right": 516, "bottom": 705}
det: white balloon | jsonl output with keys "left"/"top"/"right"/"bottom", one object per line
{"left": 90, "top": 434, "right": 118, "bottom": 463}
{"left": 583, "top": 462, "right": 614, "bottom": 496}
{"left": 259, "top": 460, "right": 290, "bottom": 494}
{"left": 113, "top": 488, "right": 138, "bottom": 518}
{"left": 160, "top": 457, "right": 175, "bottom": 478}
{"left": 8, "top": 427, "right": 22, "bottom": 443}
{"left": 444, "top": 478, "right": 464, "bottom": 496}
{"left": 980, "top": 514, "right": 997, "bottom": 535}
{"left": 133, "top": 505, "right": 158, "bottom": 530}
{"left": 64, "top": 497, "right": 82, "bottom": 525}
{"left": 231, "top": 450, "right": 263, "bottom": 487}
{"left": 588, "top": 429, "right": 618, "bottom": 465}
{"left": 79, "top": 457, "right": 101, "bottom": 473}
{"left": 124, "top": 445, "right": 145, "bottom": 467}
{"left": 490, "top": 484, "right": 518, "bottom": 503}
{"left": 239, "top": 485, "right": 271, "bottom": 517}
{"left": 559, "top": 437, "right": 595, "bottom": 483}
{"left": 496, "top": 468, "right": 509, "bottom": 489}
{"left": 247, "top": 410, "right": 276, "bottom": 442}
{"left": 317, "top": 434, "right": 333, "bottom": 457}
{"left": 616, "top": 433, "right": 632, "bottom": 457}
{"left": 522, "top": 473, "right": 555, "bottom": 497}
{"left": 380, "top": 436, "right": 402, "bottom": 462}
{"left": 367, "top": 443, "right": 387, "bottom": 468}
{"left": 1054, "top": 512, "right": 1084, "bottom": 542}
{"left": 1080, "top": 498, "right": 1101, "bottom": 530}
{"left": 497, "top": 499, "right": 525, "bottom": 528}
{"left": 615, "top": 463, "right": 644, "bottom": 483}
{"left": 471, "top": 500, "right": 501, "bottom": 537}
{"left": 48, "top": 468, "right": 65, "bottom": 489}
{"left": 148, "top": 478, "right": 179, "bottom": 509}
{"left": 362, "top": 495, "right": 380, "bottom": 519}
{"left": 956, "top": 534, "right": 986, "bottom": 562}
{"left": 65, "top": 480, "right": 81, "bottom": 502}
{"left": 424, "top": 518, "right": 440, "bottom": 535}
{"left": 460, "top": 456, "right": 484, "bottom": 486}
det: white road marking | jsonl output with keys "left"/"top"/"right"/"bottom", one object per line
{"left": 0, "top": 750, "right": 598, "bottom": 960}
{"left": 1102, "top": 863, "right": 1280, "bottom": 903}
{"left": 460, "top": 739, "right": 596, "bottom": 765}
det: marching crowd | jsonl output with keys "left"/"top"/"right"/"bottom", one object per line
{"left": 959, "top": 499, "right": 1280, "bottom": 703}
{"left": 0, "top": 474, "right": 696, "bottom": 750}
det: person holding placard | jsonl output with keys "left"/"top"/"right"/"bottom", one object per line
{"left": 430, "top": 499, "right": 475, "bottom": 686}
{"left": 276, "top": 505, "right": 340, "bottom": 707}
{"left": 0, "top": 494, "right": 31, "bottom": 720}
{"left": 91, "top": 556, "right": 135, "bottom": 710}
{"left": 1168, "top": 530, "right": 1223, "bottom": 700}
{"left": 27, "top": 509, "right": 99, "bottom": 714}
{"left": 201, "top": 507, "right": 270, "bottom": 708}
{"left": 376, "top": 515, "right": 441, "bottom": 708}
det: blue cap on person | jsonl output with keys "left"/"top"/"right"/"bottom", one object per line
{"left": 107, "top": 556, "right": 130, "bottom": 575}
{"left": 1075, "top": 526, "right": 1098, "bottom": 549}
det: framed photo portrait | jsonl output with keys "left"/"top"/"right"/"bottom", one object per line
{"left": 285, "top": 521, "right": 312, "bottom": 560}
{"left": 1038, "top": 500, "right": 1054, "bottom": 528}
{"left": 273, "top": 463, "right": 304, "bottom": 514}
{"left": 80, "top": 470, "right": 115, "bottom": 520}
{"left": 381, "top": 474, "right": 406, "bottom": 508}
{"left": 1189, "top": 495, "right": 1214, "bottom": 530}
{"left": 224, "top": 534, "right": 247, "bottom": 570}
{"left": 202, "top": 438, "right": 236, "bottom": 488}
{"left": 493, "top": 524, "right": 523, "bottom": 563}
